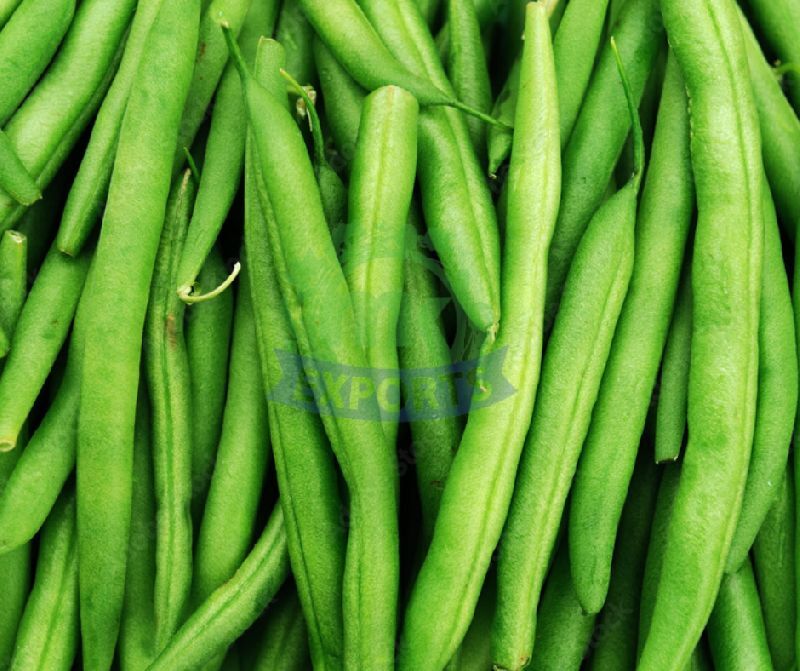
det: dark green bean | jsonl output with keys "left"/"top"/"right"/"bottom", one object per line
{"left": 752, "top": 468, "right": 796, "bottom": 671}
{"left": 76, "top": 1, "right": 199, "bottom": 668}
{"left": 8, "top": 488, "right": 78, "bottom": 671}
{"left": 250, "top": 586, "right": 310, "bottom": 671}
{"left": 276, "top": 0, "right": 316, "bottom": 85}
{"left": 16, "top": 176, "right": 68, "bottom": 270}
{"left": 416, "top": 0, "right": 442, "bottom": 26}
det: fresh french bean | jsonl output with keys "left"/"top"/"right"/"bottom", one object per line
{"left": 0, "top": 130, "right": 41, "bottom": 206}
{"left": 276, "top": 0, "right": 315, "bottom": 85}
{"left": 250, "top": 586, "right": 310, "bottom": 671}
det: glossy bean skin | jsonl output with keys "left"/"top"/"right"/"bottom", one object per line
{"left": 0, "top": 0, "right": 136, "bottom": 232}
{"left": 655, "top": 271, "right": 692, "bottom": 464}
{"left": 0, "top": 245, "right": 89, "bottom": 450}
{"left": 707, "top": 558, "right": 774, "bottom": 671}
{"left": 144, "top": 172, "right": 196, "bottom": 648}
{"left": 637, "top": 0, "right": 764, "bottom": 667}
{"left": 55, "top": 0, "right": 164, "bottom": 257}
{"left": 399, "top": 7, "right": 561, "bottom": 669}
{"left": 276, "top": 0, "right": 316, "bottom": 85}
{"left": 193, "top": 281, "right": 270, "bottom": 605}
{"left": 343, "top": 85, "right": 418, "bottom": 448}
{"left": 8, "top": 489, "right": 78, "bottom": 671}
{"left": 245, "top": 39, "right": 345, "bottom": 671}
{"left": 147, "top": 506, "right": 290, "bottom": 671}
{"left": 0, "top": 0, "right": 75, "bottom": 125}
{"left": 75, "top": 1, "right": 199, "bottom": 668}
{"left": 726, "top": 183, "right": 797, "bottom": 572}
{"left": 568, "top": 53, "right": 694, "bottom": 614}
{"left": 0, "top": 130, "right": 41, "bottom": 206}
{"left": 250, "top": 586, "right": 311, "bottom": 671}
{"left": 492, "top": 35, "right": 644, "bottom": 670}
{"left": 752, "top": 468, "right": 796, "bottom": 671}
{"left": 544, "top": 0, "right": 662, "bottom": 326}
{"left": 186, "top": 248, "right": 234, "bottom": 520}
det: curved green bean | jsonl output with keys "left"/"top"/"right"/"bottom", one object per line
{"left": 752, "top": 468, "right": 796, "bottom": 671}
{"left": 569, "top": 52, "right": 693, "bottom": 615}
{"left": 8, "top": 488, "right": 78, "bottom": 671}
{"left": 276, "top": 0, "right": 316, "bottom": 85}
{"left": 147, "top": 506, "right": 290, "bottom": 671}
{"left": 250, "top": 586, "right": 310, "bottom": 671}
{"left": 637, "top": 0, "right": 764, "bottom": 666}
{"left": 0, "top": 130, "right": 41, "bottom": 206}
{"left": 0, "top": 244, "right": 90, "bottom": 450}
{"left": 726, "top": 182, "right": 797, "bottom": 572}
{"left": 76, "top": 1, "right": 199, "bottom": 668}
{"left": 399, "top": 6, "right": 561, "bottom": 668}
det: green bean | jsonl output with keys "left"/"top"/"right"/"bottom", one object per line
{"left": 276, "top": 0, "right": 316, "bottom": 85}
{"left": 738, "top": 8, "right": 800, "bottom": 240}
{"left": 226, "top": 29, "right": 398, "bottom": 668}
{"left": 7, "top": 488, "right": 78, "bottom": 671}
{"left": 357, "top": 0, "right": 501, "bottom": 335}
{"left": 193, "top": 282, "right": 270, "bottom": 604}
{"left": 445, "top": 572, "right": 495, "bottom": 670}
{"left": 175, "top": 0, "right": 280, "bottom": 300}
{"left": 637, "top": 0, "right": 764, "bottom": 667}
{"left": 119, "top": 392, "right": 157, "bottom": 671}
{"left": 186, "top": 247, "right": 234, "bottom": 520}
{"left": 16, "top": 176, "right": 68, "bottom": 271}
{"left": 655, "top": 271, "right": 692, "bottom": 464}
{"left": 343, "top": 85, "right": 418, "bottom": 447}
{"left": 147, "top": 506, "right": 290, "bottom": 671}
{"left": 741, "top": 0, "right": 800, "bottom": 110}
{"left": 707, "top": 557, "right": 774, "bottom": 671}
{"left": 544, "top": 0, "right": 662, "bottom": 325}
{"left": 399, "top": 209, "right": 463, "bottom": 543}
{"left": 486, "top": 57, "right": 520, "bottom": 177}
{"left": 527, "top": 543, "right": 597, "bottom": 671}
{"left": 173, "top": 0, "right": 253, "bottom": 172}
{"left": 446, "top": 0, "right": 492, "bottom": 155}
{"left": 76, "top": 1, "right": 199, "bottom": 668}
{"left": 0, "top": 0, "right": 21, "bottom": 27}
{"left": 568, "top": 52, "right": 694, "bottom": 614}
{"left": 244, "top": 37, "right": 346, "bottom": 671}
{"left": 726, "top": 182, "right": 797, "bottom": 572}
{"left": 56, "top": 0, "right": 165, "bottom": 257}
{"left": 752, "top": 468, "right": 796, "bottom": 671}
{"left": 492, "top": 36, "right": 644, "bottom": 671}
{"left": 0, "top": 327, "right": 8, "bottom": 359}
{"left": 416, "top": 0, "right": 442, "bottom": 26}
{"left": 399, "top": 6, "right": 561, "bottom": 668}
{"left": 0, "top": 244, "right": 90, "bottom": 450}
{"left": 144, "top": 171, "right": 196, "bottom": 648}
{"left": 250, "top": 586, "right": 310, "bottom": 671}
{"left": 0, "top": 0, "right": 136, "bottom": 233}
{"left": 609, "top": 0, "right": 631, "bottom": 27}
{"left": 0, "top": 130, "right": 41, "bottom": 206}
{"left": 588, "top": 450, "right": 659, "bottom": 670}
{"left": 0, "top": 228, "right": 29, "bottom": 671}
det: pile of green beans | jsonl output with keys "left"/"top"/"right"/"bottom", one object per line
{"left": 4, "top": 0, "right": 800, "bottom": 669}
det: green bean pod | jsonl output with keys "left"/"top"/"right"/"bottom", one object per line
{"left": 399, "top": 7, "right": 561, "bottom": 668}
{"left": 76, "top": 1, "right": 199, "bottom": 668}
{"left": 486, "top": 57, "right": 520, "bottom": 177}
{"left": 175, "top": 0, "right": 280, "bottom": 300}
{"left": 655, "top": 272, "right": 692, "bottom": 464}
{"left": 399, "top": 210, "right": 463, "bottom": 543}
{"left": 752, "top": 468, "right": 796, "bottom": 671}
{"left": 8, "top": 488, "right": 78, "bottom": 671}
{"left": 637, "top": 0, "right": 764, "bottom": 666}
{"left": 446, "top": 0, "right": 492, "bottom": 155}
{"left": 244, "top": 37, "right": 346, "bottom": 671}
{"left": 119, "top": 392, "right": 157, "bottom": 671}
{"left": 358, "top": 0, "right": 501, "bottom": 334}
{"left": 0, "top": 0, "right": 21, "bottom": 27}
{"left": 0, "top": 231, "right": 26, "bottom": 335}
{"left": 0, "top": 130, "right": 41, "bottom": 206}
{"left": 544, "top": 0, "right": 662, "bottom": 325}
{"left": 741, "top": 0, "right": 800, "bottom": 110}
{"left": 147, "top": 506, "right": 290, "bottom": 671}
{"left": 144, "top": 171, "right": 196, "bottom": 648}
{"left": 726, "top": 182, "right": 797, "bottom": 572}
{"left": 739, "top": 9, "right": 800, "bottom": 240}
{"left": 444, "top": 572, "right": 495, "bottom": 670}
{"left": 0, "top": 0, "right": 75, "bottom": 125}
{"left": 568, "top": 53, "right": 694, "bottom": 614}
{"left": 186, "top": 247, "right": 234, "bottom": 520}
{"left": 276, "top": 0, "right": 316, "bottom": 85}
{"left": 588, "top": 450, "right": 659, "bottom": 669}
{"left": 707, "top": 558, "right": 774, "bottom": 671}
{"left": 193, "top": 281, "right": 270, "bottom": 604}
{"left": 416, "top": 0, "right": 441, "bottom": 26}
{"left": 0, "top": 245, "right": 90, "bottom": 450}
{"left": 56, "top": 0, "right": 165, "bottom": 257}
{"left": 528, "top": 543, "right": 597, "bottom": 671}
{"left": 16, "top": 176, "right": 68, "bottom": 270}
{"left": 493, "top": 35, "right": 644, "bottom": 670}
{"left": 343, "top": 85, "right": 418, "bottom": 447}
{"left": 250, "top": 586, "right": 311, "bottom": 671}
{"left": 0, "top": 0, "right": 136, "bottom": 232}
